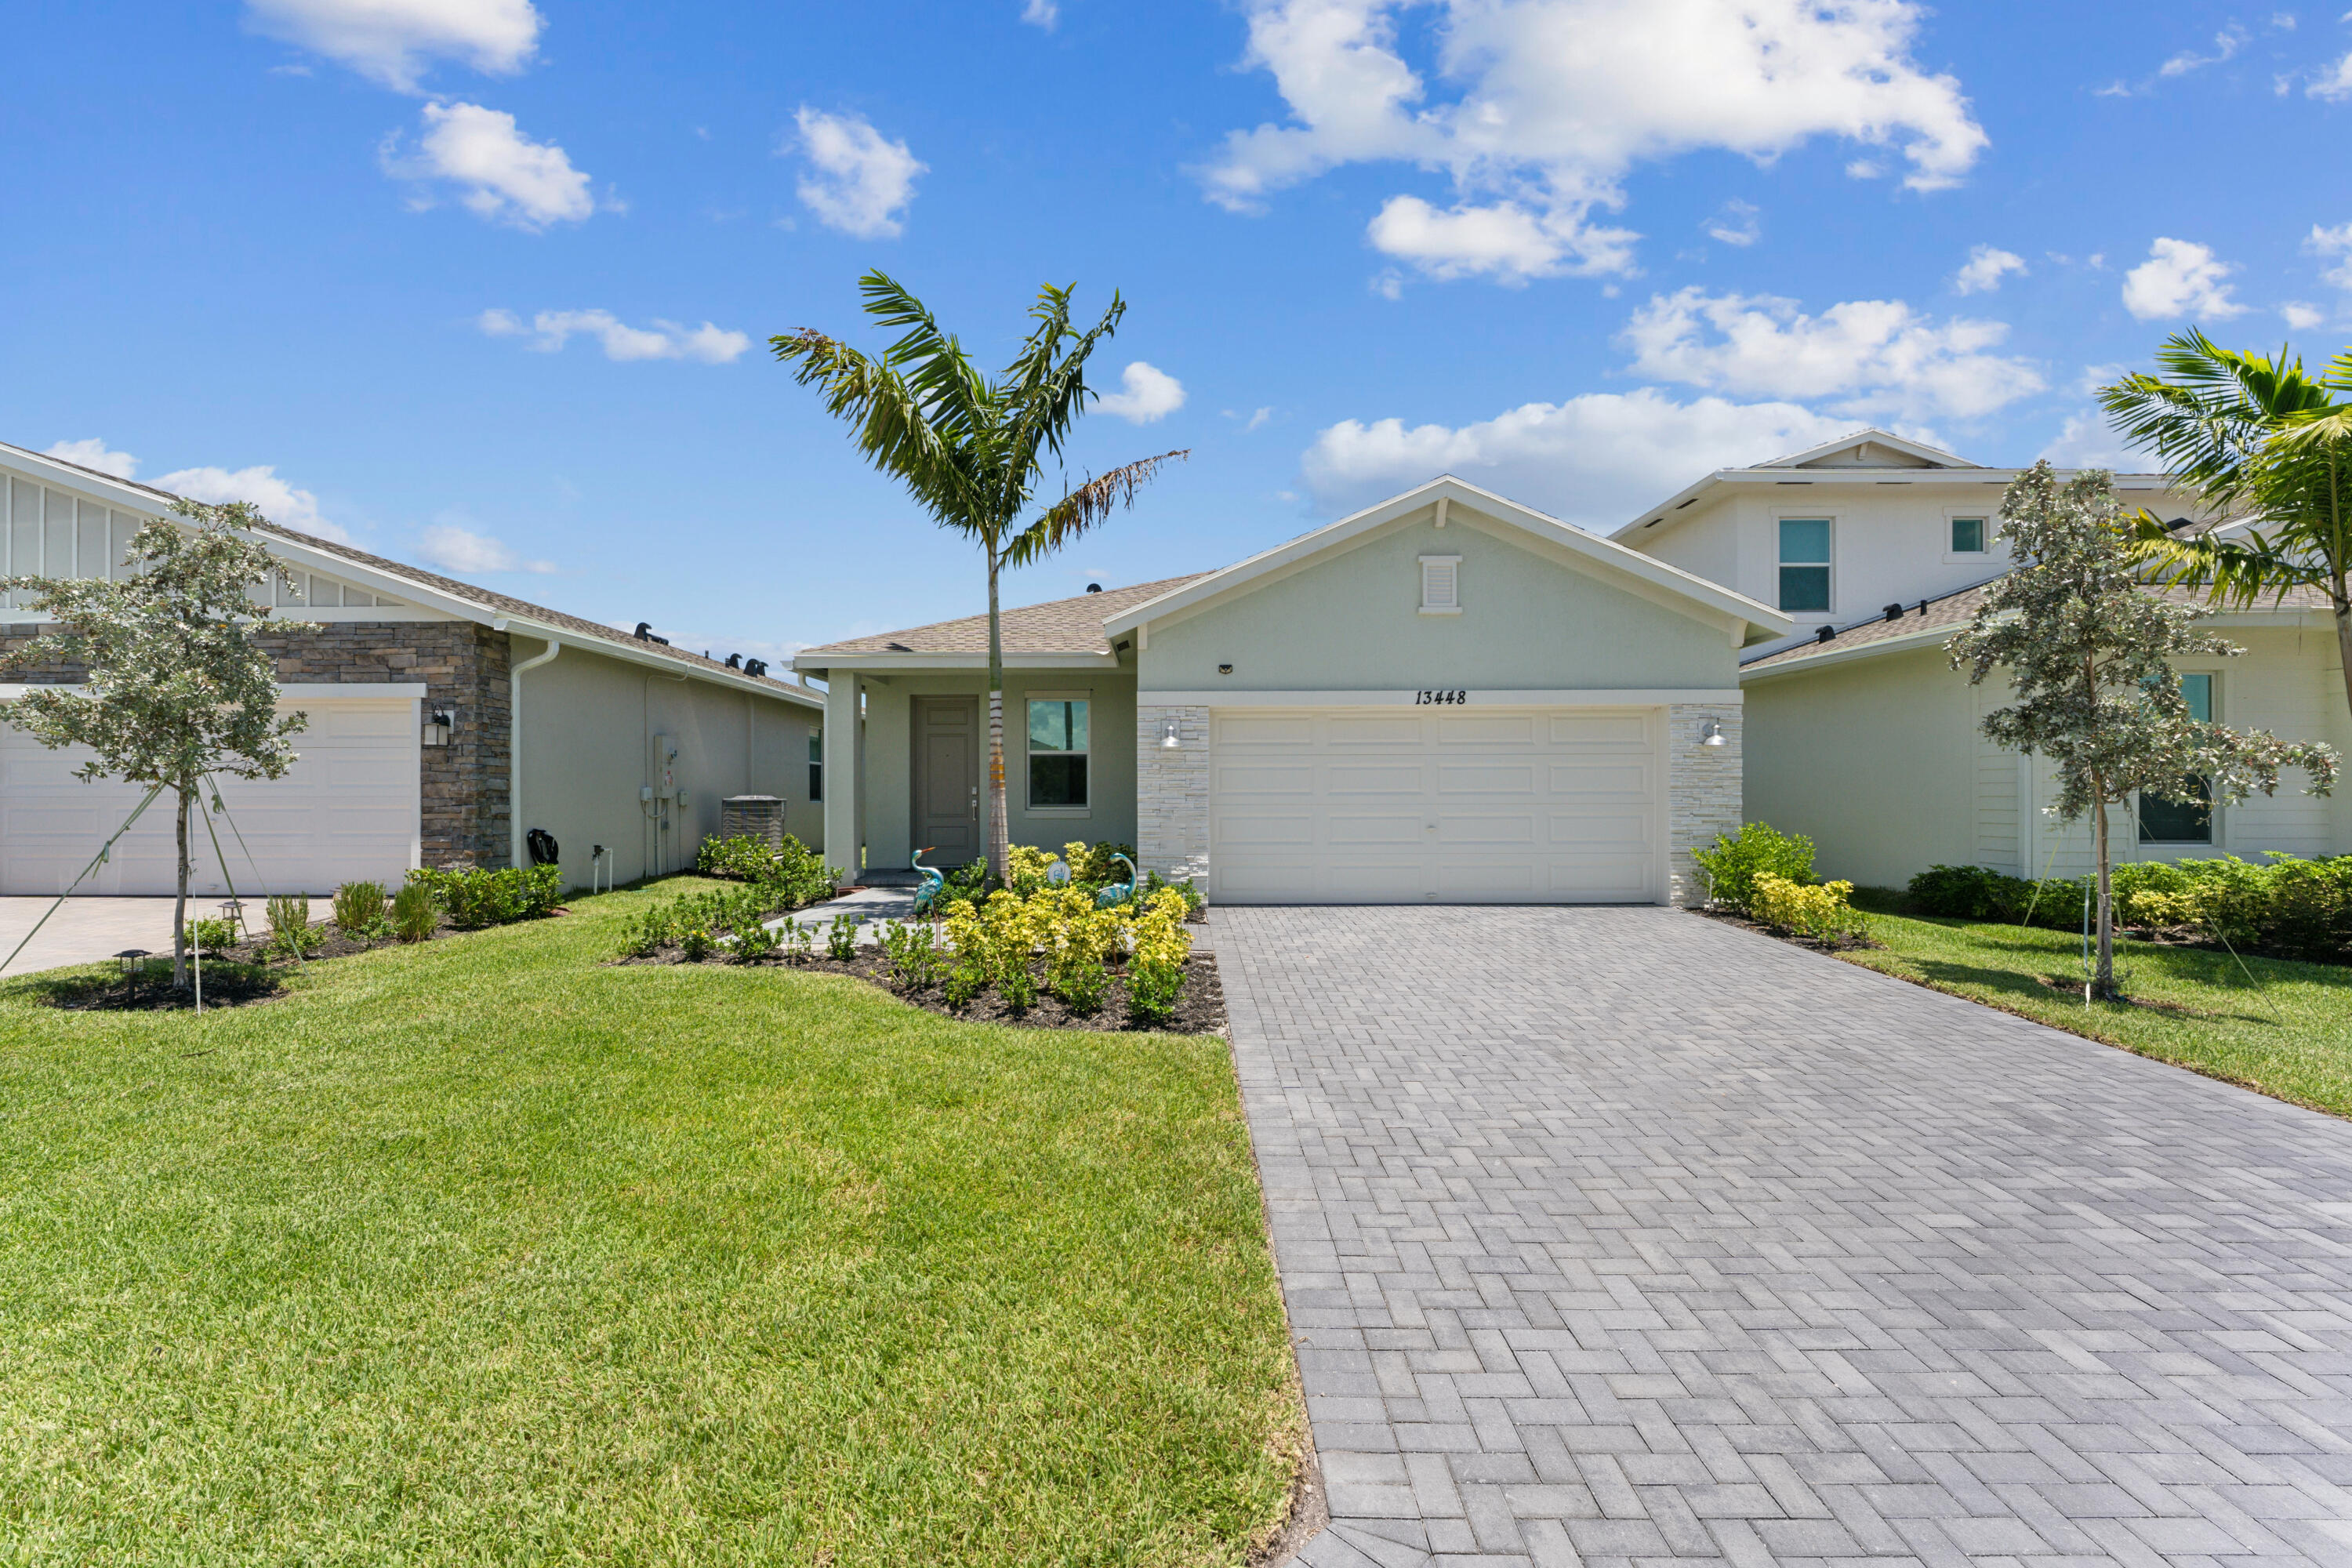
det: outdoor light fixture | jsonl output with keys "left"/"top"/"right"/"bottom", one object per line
{"left": 115, "top": 949, "right": 150, "bottom": 979}
{"left": 218, "top": 898, "right": 245, "bottom": 942}
{"left": 1160, "top": 717, "right": 1183, "bottom": 749}
{"left": 1700, "top": 719, "right": 1726, "bottom": 746}
{"left": 423, "top": 710, "right": 455, "bottom": 747}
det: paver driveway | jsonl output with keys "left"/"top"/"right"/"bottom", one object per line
{"left": 1217, "top": 906, "right": 2352, "bottom": 1567}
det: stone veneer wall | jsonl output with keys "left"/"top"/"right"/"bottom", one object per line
{"left": 1665, "top": 702, "right": 1742, "bottom": 907}
{"left": 1, "top": 619, "right": 513, "bottom": 871}
{"left": 1135, "top": 703, "right": 1210, "bottom": 895}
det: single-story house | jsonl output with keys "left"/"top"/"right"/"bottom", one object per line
{"left": 0, "top": 440, "right": 825, "bottom": 898}
{"left": 1610, "top": 427, "right": 2350, "bottom": 888}
{"left": 795, "top": 477, "right": 1791, "bottom": 905}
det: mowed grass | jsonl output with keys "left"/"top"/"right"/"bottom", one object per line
{"left": 1843, "top": 892, "right": 2352, "bottom": 1119}
{"left": 0, "top": 879, "right": 1301, "bottom": 1566}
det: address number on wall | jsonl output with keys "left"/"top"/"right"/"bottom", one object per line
{"left": 1413, "top": 689, "right": 1469, "bottom": 705}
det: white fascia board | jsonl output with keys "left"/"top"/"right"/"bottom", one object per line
{"left": 1141, "top": 687, "right": 1744, "bottom": 707}
{"left": 1739, "top": 622, "right": 1959, "bottom": 683}
{"left": 1614, "top": 467, "right": 2187, "bottom": 543}
{"left": 1104, "top": 475, "right": 1792, "bottom": 643}
{"left": 493, "top": 616, "right": 825, "bottom": 706}
{"left": 789, "top": 650, "right": 1121, "bottom": 675}
{"left": 1755, "top": 428, "right": 1979, "bottom": 470}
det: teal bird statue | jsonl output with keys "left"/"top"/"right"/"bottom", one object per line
{"left": 1095, "top": 853, "right": 1138, "bottom": 909}
{"left": 913, "top": 848, "right": 945, "bottom": 917}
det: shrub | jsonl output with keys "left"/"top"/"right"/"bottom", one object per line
{"left": 1751, "top": 874, "right": 1865, "bottom": 942}
{"left": 695, "top": 833, "right": 841, "bottom": 910}
{"left": 826, "top": 913, "right": 860, "bottom": 962}
{"left": 783, "top": 918, "right": 816, "bottom": 963}
{"left": 1908, "top": 864, "right": 2082, "bottom": 927}
{"left": 1692, "top": 823, "right": 1817, "bottom": 915}
{"left": 732, "top": 916, "right": 779, "bottom": 962}
{"left": 390, "top": 881, "right": 438, "bottom": 944}
{"left": 266, "top": 894, "right": 325, "bottom": 959}
{"left": 1125, "top": 888, "right": 1193, "bottom": 1025}
{"left": 2264, "top": 857, "right": 2352, "bottom": 961}
{"left": 183, "top": 916, "right": 238, "bottom": 953}
{"left": 408, "top": 864, "right": 564, "bottom": 929}
{"left": 879, "top": 921, "right": 943, "bottom": 992}
{"left": 678, "top": 922, "right": 715, "bottom": 963}
{"left": 697, "top": 833, "right": 775, "bottom": 881}
{"left": 332, "top": 880, "right": 389, "bottom": 941}
{"left": 1138, "top": 869, "right": 1203, "bottom": 918}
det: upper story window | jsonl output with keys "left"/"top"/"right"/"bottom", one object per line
{"left": 1950, "top": 517, "right": 1987, "bottom": 555}
{"left": 1027, "top": 695, "right": 1089, "bottom": 810}
{"left": 1419, "top": 554, "right": 1461, "bottom": 615}
{"left": 1777, "top": 519, "right": 1831, "bottom": 613}
{"left": 2139, "top": 673, "right": 2215, "bottom": 844}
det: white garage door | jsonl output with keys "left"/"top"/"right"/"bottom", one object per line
{"left": 1210, "top": 706, "right": 1663, "bottom": 904}
{"left": 0, "top": 697, "right": 421, "bottom": 896}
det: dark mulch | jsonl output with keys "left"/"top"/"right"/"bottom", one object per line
{"left": 615, "top": 946, "right": 1228, "bottom": 1035}
{"left": 33, "top": 963, "right": 286, "bottom": 1012}
{"left": 1688, "top": 904, "right": 1882, "bottom": 954}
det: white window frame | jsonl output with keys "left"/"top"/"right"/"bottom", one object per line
{"left": 1023, "top": 688, "right": 1093, "bottom": 817}
{"left": 2136, "top": 670, "right": 2221, "bottom": 846}
{"left": 1774, "top": 515, "right": 1835, "bottom": 619}
{"left": 1419, "top": 554, "right": 1462, "bottom": 616}
{"left": 1942, "top": 510, "right": 1992, "bottom": 564}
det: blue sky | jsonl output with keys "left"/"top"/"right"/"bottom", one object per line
{"left": 8, "top": 0, "right": 2351, "bottom": 664}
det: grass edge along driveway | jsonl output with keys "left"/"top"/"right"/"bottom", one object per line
{"left": 0, "top": 877, "right": 1303, "bottom": 1567}
{"left": 1842, "top": 895, "right": 2352, "bottom": 1122}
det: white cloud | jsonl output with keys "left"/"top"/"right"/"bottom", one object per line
{"left": 416, "top": 522, "right": 554, "bottom": 575}
{"left": 1199, "top": 0, "right": 1986, "bottom": 282}
{"left": 43, "top": 438, "right": 140, "bottom": 479}
{"left": 1301, "top": 388, "right": 1857, "bottom": 525}
{"left": 789, "top": 107, "right": 924, "bottom": 238}
{"left": 1247, "top": 406, "right": 1274, "bottom": 431}
{"left": 383, "top": 101, "right": 593, "bottom": 229}
{"left": 1094, "top": 361, "right": 1187, "bottom": 423}
{"left": 1620, "top": 288, "right": 2045, "bottom": 421}
{"left": 2074, "top": 362, "right": 2126, "bottom": 397}
{"left": 2159, "top": 24, "right": 2247, "bottom": 77}
{"left": 2039, "top": 410, "right": 2136, "bottom": 473}
{"left": 1953, "top": 244, "right": 2027, "bottom": 294}
{"left": 2307, "top": 50, "right": 2352, "bottom": 99}
{"left": 2121, "top": 237, "right": 2249, "bottom": 320}
{"left": 1021, "top": 0, "right": 1058, "bottom": 27}
{"left": 478, "top": 307, "right": 750, "bottom": 363}
{"left": 156, "top": 464, "right": 350, "bottom": 544}
{"left": 1704, "top": 199, "right": 1761, "bottom": 247}
{"left": 2283, "top": 300, "right": 2328, "bottom": 329}
{"left": 244, "top": 0, "right": 540, "bottom": 92}
{"left": 2307, "top": 222, "right": 2352, "bottom": 289}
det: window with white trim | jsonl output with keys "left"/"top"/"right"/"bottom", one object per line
{"left": 808, "top": 729, "right": 823, "bottom": 803}
{"left": 1950, "top": 516, "right": 1987, "bottom": 554}
{"left": 1419, "top": 554, "right": 1461, "bottom": 615}
{"left": 1026, "top": 694, "right": 1089, "bottom": 809}
{"left": 1777, "top": 519, "right": 1831, "bottom": 612}
{"left": 2139, "top": 673, "right": 2215, "bottom": 844}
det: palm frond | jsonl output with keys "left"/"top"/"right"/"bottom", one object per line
{"left": 770, "top": 325, "right": 985, "bottom": 532}
{"left": 1001, "top": 451, "right": 1186, "bottom": 572}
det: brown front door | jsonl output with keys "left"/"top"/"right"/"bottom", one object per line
{"left": 912, "top": 696, "right": 981, "bottom": 869}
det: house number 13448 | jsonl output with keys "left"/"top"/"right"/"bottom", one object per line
{"left": 1414, "top": 689, "right": 1468, "bottom": 705}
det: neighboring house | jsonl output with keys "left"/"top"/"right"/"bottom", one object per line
{"left": 1614, "top": 428, "right": 2350, "bottom": 889}
{"left": 795, "top": 477, "right": 1789, "bottom": 905}
{"left": 0, "top": 441, "right": 824, "bottom": 898}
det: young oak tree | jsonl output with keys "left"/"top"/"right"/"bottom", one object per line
{"left": 1947, "top": 463, "right": 2337, "bottom": 997}
{"left": 0, "top": 499, "right": 316, "bottom": 988}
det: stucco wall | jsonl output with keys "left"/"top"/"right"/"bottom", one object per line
{"left": 1138, "top": 506, "right": 1739, "bottom": 693}
{"left": 854, "top": 669, "right": 1139, "bottom": 872}
{"left": 511, "top": 636, "right": 825, "bottom": 889}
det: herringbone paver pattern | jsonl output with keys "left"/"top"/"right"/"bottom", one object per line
{"left": 1218, "top": 906, "right": 2352, "bottom": 1567}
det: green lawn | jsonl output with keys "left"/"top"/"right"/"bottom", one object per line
{"left": 1842, "top": 891, "right": 2352, "bottom": 1119}
{"left": 0, "top": 879, "right": 1301, "bottom": 1566}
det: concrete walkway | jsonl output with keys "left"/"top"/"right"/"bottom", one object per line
{"left": 0, "top": 897, "right": 182, "bottom": 978}
{"left": 1217, "top": 906, "right": 2352, "bottom": 1567}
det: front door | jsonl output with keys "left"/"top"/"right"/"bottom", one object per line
{"left": 912, "top": 696, "right": 981, "bottom": 869}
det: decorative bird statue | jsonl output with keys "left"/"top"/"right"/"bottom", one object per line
{"left": 1095, "top": 852, "right": 1138, "bottom": 909}
{"left": 912, "top": 848, "right": 946, "bottom": 918}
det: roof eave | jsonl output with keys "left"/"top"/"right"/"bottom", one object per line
{"left": 791, "top": 650, "right": 1123, "bottom": 674}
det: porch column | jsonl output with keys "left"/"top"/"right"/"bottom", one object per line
{"left": 822, "top": 673, "right": 861, "bottom": 888}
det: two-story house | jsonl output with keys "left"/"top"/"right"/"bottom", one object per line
{"left": 1614, "top": 430, "right": 2351, "bottom": 888}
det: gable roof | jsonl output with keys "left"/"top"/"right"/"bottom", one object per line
{"left": 1740, "top": 572, "right": 2337, "bottom": 680}
{"left": 1101, "top": 474, "right": 1791, "bottom": 647}
{"left": 797, "top": 575, "right": 1209, "bottom": 667}
{"left": 1, "top": 440, "right": 818, "bottom": 708}
{"left": 1755, "top": 427, "right": 1980, "bottom": 470}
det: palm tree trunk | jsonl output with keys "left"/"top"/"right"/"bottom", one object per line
{"left": 172, "top": 783, "right": 190, "bottom": 989}
{"left": 2333, "top": 593, "right": 2352, "bottom": 731}
{"left": 2092, "top": 794, "right": 2116, "bottom": 999}
{"left": 985, "top": 554, "right": 1009, "bottom": 887}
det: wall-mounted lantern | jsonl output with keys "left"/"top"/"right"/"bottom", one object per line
{"left": 1700, "top": 718, "right": 1726, "bottom": 747}
{"left": 423, "top": 710, "right": 456, "bottom": 747}
{"left": 1160, "top": 717, "right": 1183, "bottom": 750}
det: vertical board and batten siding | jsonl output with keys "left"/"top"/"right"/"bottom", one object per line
{"left": 1971, "top": 680, "right": 2021, "bottom": 873}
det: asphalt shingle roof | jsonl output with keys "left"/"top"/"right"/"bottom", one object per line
{"left": 2, "top": 440, "right": 813, "bottom": 698}
{"left": 1742, "top": 572, "right": 2336, "bottom": 673}
{"left": 801, "top": 575, "right": 1210, "bottom": 658}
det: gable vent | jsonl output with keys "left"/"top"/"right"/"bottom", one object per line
{"left": 1419, "top": 554, "right": 1462, "bottom": 615}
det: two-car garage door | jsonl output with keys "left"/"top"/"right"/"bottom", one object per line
{"left": 0, "top": 697, "right": 421, "bottom": 896}
{"left": 1209, "top": 706, "right": 1664, "bottom": 904}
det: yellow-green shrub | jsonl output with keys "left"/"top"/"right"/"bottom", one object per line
{"left": 1751, "top": 873, "right": 1864, "bottom": 942}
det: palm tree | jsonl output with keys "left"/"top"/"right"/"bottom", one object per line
{"left": 774, "top": 271, "right": 1185, "bottom": 884}
{"left": 2101, "top": 331, "right": 2352, "bottom": 724}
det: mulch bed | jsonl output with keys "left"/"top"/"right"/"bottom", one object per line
{"left": 1688, "top": 904, "right": 1882, "bottom": 954}
{"left": 34, "top": 962, "right": 288, "bottom": 1012}
{"left": 615, "top": 947, "right": 1228, "bottom": 1035}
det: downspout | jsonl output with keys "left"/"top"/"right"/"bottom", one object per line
{"left": 510, "top": 637, "right": 561, "bottom": 869}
